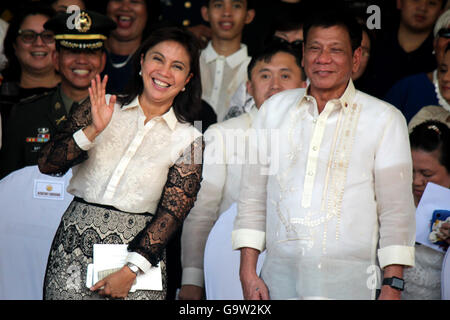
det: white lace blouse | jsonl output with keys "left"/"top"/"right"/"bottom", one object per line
{"left": 68, "top": 95, "right": 203, "bottom": 214}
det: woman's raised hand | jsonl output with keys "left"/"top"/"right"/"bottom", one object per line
{"left": 84, "top": 74, "right": 116, "bottom": 141}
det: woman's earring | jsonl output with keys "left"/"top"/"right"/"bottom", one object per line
{"left": 182, "top": 87, "right": 186, "bottom": 92}
{"left": 139, "top": 70, "right": 142, "bottom": 76}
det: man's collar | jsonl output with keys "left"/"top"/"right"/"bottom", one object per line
{"left": 59, "top": 85, "right": 89, "bottom": 112}
{"left": 122, "top": 95, "right": 178, "bottom": 131}
{"left": 203, "top": 41, "right": 249, "bottom": 68}
{"left": 302, "top": 79, "right": 356, "bottom": 113}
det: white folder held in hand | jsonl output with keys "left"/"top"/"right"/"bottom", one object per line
{"left": 86, "top": 244, "right": 162, "bottom": 292}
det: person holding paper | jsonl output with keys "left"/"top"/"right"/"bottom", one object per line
{"left": 403, "top": 120, "right": 450, "bottom": 299}
{"left": 38, "top": 26, "right": 204, "bottom": 300}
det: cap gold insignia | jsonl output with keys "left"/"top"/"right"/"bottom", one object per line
{"left": 54, "top": 102, "right": 61, "bottom": 110}
{"left": 77, "top": 12, "right": 92, "bottom": 33}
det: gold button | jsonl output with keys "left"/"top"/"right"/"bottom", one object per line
{"left": 184, "top": 1, "right": 192, "bottom": 8}
{"left": 182, "top": 19, "right": 190, "bottom": 26}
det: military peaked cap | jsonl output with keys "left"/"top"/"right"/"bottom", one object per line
{"left": 44, "top": 9, "right": 116, "bottom": 50}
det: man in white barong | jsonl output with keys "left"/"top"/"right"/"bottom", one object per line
{"left": 232, "top": 6, "right": 416, "bottom": 300}
{"left": 179, "top": 41, "right": 307, "bottom": 300}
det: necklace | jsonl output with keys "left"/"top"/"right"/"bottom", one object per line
{"left": 434, "top": 69, "right": 450, "bottom": 112}
{"left": 110, "top": 53, "right": 132, "bottom": 69}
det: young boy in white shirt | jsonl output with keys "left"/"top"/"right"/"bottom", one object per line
{"left": 199, "top": 0, "right": 255, "bottom": 122}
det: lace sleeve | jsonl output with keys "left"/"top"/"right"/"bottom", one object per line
{"left": 127, "top": 136, "right": 204, "bottom": 267}
{"left": 37, "top": 99, "right": 92, "bottom": 176}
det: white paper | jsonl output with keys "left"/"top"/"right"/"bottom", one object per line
{"left": 415, "top": 182, "right": 450, "bottom": 253}
{"left": 87, "top": 244, "right": 162, "bottom": 291}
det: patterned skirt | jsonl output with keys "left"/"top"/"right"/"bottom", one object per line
{"left": 43, "top": 198, "right": 167, "bottom": 300}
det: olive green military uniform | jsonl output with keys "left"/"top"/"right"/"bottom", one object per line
{"left": 0, "top": 9, "right": 116, "bottom": 180}
{"left": 0, "top": 86, "right": 76, "bottom": 179}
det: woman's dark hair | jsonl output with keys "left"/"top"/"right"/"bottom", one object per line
{"left": 410, "top": 120, "right": 450, "bottom": 173}
{"left": 2, "top": 3, "right": 56, "bottom": 82}
{"left": 264, "top": 1, "right": 304, "bottom": 46}
{"left": 117, "top": 26, "right": 202, "bottom": 125}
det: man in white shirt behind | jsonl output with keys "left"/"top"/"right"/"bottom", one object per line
{"left": 179, "top": 41, "right": 307, "bottom": 300}
{"left": 232, "top": 6, "right": 416, "bottom": 300}
{"left": 199, "top": 0, "right": 255, "bottom": 122}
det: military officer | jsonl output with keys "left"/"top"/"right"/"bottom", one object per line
{"left": 0, "top": 10, "right": 116, "bottom": 179}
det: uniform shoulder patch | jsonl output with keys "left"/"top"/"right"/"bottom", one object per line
{"left": 18, "top": 89, "right": 55, "bottom": 105}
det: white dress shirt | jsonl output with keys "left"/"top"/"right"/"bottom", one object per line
{"left": 70, "top": 95, "right": 202, "bottom": 274}
{"left": 232, "top": 81, "right": 416, "bottom": 300}
{"left": 181, "top": 106, "right": 258, "bottom": 287}
{"left": 200, "top": 42, "right": 251, "bottom": 122}
{"left": 71, "top": 95, "right": 202, "bottom": 214}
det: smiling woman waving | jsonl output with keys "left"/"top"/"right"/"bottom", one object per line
{"left": 38, "top": 26, "right": 204, "bottom": 300}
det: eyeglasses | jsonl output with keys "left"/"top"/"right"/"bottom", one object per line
{"left": 18, "top": 29, "right": 55, "bottom": 44}
{"left": 438, "top": 28, "right": 450, "bottom": 39}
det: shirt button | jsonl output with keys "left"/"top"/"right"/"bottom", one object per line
{"left": 312, "top": 146, "right": 317, "bottom": 151}
{"left": 182, "top": 19, "right": 190, "bottom": 26}
{"left": 308, "top": 171, "right": 314, "bottom": 176}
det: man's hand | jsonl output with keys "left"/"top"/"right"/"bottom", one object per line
{"left": 187, "top": 24, "right": 211, "bottom": 49}
{"left": 178, "top": 284, "right": 204, "bottom": 300}
{"left": 241, "top": 273, "right": 269, "bottom": 300}
{"left": 239, "top": 247, "right": 269, "bottom": 300}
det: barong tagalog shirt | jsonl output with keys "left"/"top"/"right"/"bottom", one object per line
{"left": 181, "top": 106, "right": 258, "bottom": 287}
{"left": 71, "top": 95, "right": 202, "bottom": 214}
{"left": 232, "top": 81, "right": 416, "bottom": 300}
{"left": 200, "top": 42, "right": 251, "bottom": 122}
{"left": 69, "top": 95, "right": 202, "bottom": 273}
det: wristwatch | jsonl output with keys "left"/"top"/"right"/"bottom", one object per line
{"left": 382, "top": 277, "right": 404, "bottom": 291}
{"left": 126, "top": 262, "right": 141, "bottom": 277}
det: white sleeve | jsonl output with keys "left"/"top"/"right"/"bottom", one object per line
{"left": 181, "top": 125, "right": 227, "bottom": 287}
{"left": 374, "top": 108, "right": 416, "bottom": 269}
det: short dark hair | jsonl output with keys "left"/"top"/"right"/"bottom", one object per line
{"left": 2, "top": 3, "right": 56, "bottom": 82}
{"left": 117, "top": 26, "right": 202, "bottom": 125}
{"left": 247, "top": 40, "right": 304, "bottom": 81}
{"left": 302, "top": 2, "right": 362, "bottom": 52}
{"left": 410, "top": 120, "right": 450, "bottom": 173}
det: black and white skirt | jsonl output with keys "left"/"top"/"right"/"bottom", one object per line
{"left": 43, "top": 198, "right": 167, "bottom": 300}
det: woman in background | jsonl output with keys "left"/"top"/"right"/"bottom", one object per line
{"left": 0, "top": 4, "right": 59, "bottom": 147}
{"left": 403, "top": 120, "right": 450, "bottom": 300}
